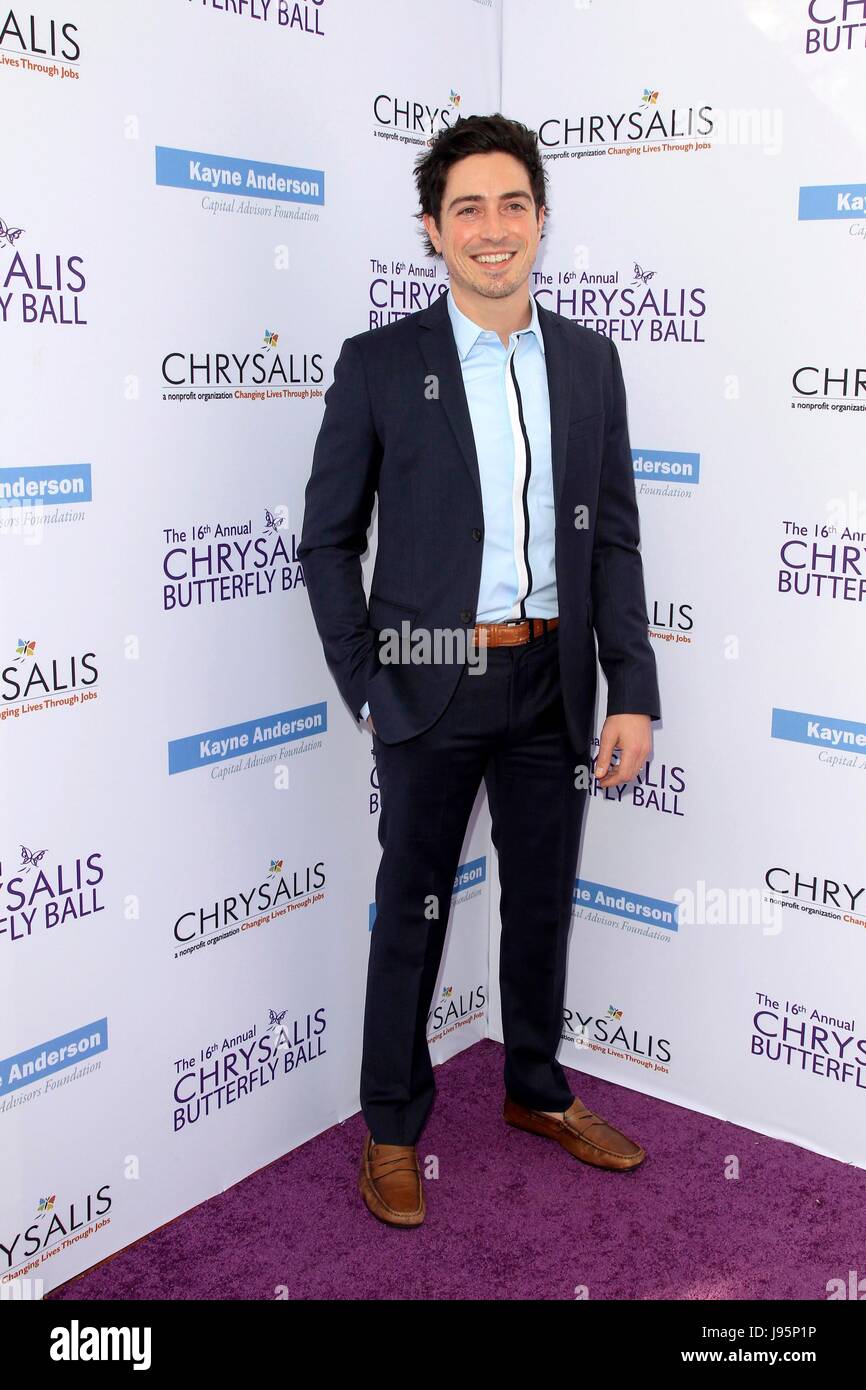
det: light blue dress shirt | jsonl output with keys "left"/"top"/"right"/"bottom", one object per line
{"left": 360, "top": 286, "right": 558, "bottom": 722}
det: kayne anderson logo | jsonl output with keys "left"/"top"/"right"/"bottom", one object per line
{"left": 1, "top": 639, "right": 98, "bottom": 721}
{"left": 799, "top": 183, "right": 866, "bottom": 242}
{"left": 155, "top": 146, "right": 324, "bottom": 225}
{"left": 160, "top": 326, "right": 324, "bottom": 402}
{"left": 372, "top": 87, "right": 461, "bottom": 146}
{"left": 538, "top": 89, "right": 713, "bottom": 161}
{"left": 771, "top": 707, "right": 866, "bottom": 770}
{"left": 0, "top": 844, "right": 105, "bottom": 946}
{"left": 633, "top": 449, "right": 700, "bottom": 501}
{"left": 798, "top": 182, "right": 866, "bottom": 217}
{"left": 0, "top": 1019, "right": 107, "bottom": 1106}
{"left": 573, "top": 878, "right": 678, "bottom": 942}
{"left": 368, "top": 855, "right": 487, "bottom": 928}
{"left": 0, "top": 464, "right": 92, "bottom": 535}
{"left": 535, "top": 260, "right": 707, "bottom": 343}
{"left": 453, "top": 854, "right": 486, "bottom": 903}
{"left": 0, "top": 9, "right": 81, "bottom": 80}
{"left": 162, "top": 506, "right": 306, "bottom": 611}
{"left": 0, "top": 213, "right": 86, "bottom": 325}
{"left": 168, "top": 703, "right": 327, "bottom": 777}
{"left": 173, "top": 856, "right": 325, "bottom": 958}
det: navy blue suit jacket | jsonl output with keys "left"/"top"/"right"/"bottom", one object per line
{"left": 298, "top": 289, "right": 661, "bottom": 750}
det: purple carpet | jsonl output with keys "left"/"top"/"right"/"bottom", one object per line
{"left": 47, "top": 1039, "right": 864, "bottom": 1301}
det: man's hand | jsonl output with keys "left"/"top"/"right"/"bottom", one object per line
{"left": 594, "top": 714, "right": 652, "bottom": 789}
{"left": 364, "top": 714, "right": 376, "bottom": 734}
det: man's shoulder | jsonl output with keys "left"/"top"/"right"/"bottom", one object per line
{"left": 343, "top": 297, "right": 442, "bottom": 357}
{"left": 538, "top": 300, "right": 611, "bottom": 361}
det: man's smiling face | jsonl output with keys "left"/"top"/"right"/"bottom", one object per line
{"left": 423, "top": 150, "right": 545, "bottom": 305}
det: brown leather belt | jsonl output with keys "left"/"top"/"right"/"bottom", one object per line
{"left": 471, "top": 616, "right": 559, "bottom": 647}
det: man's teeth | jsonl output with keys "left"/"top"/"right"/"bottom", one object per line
{"left": 473, "top": 252, "right": 514, "bottom": 263}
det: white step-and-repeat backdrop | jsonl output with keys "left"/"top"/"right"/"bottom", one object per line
{"left": 489, "top": 0, "right": 865, "bottom": 1179}
{"left": 1, "top": 0, "right": 495, "bottom": 1296}
{"left": 1, "top": 0, "right": 863, "bottom": 1296}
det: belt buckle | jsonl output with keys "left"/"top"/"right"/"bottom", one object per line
{"left": 500, "top": 618, "right": 530, "bottom": 646}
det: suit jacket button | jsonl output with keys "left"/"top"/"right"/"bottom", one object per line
{"left": 460, "top": 609, "right": 473, "bottom": 623}
{"left": 471, "top": 528, "right": 482, "bottom": 541}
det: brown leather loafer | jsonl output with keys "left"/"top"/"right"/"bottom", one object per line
{"left": 358, "top": 1132, "right": 425, "bottom": 1226}
{"left": 504, "top": 1093, "right": 646, "bottom": 1170}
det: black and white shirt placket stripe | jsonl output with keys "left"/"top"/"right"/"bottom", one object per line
{"left": 505, "top": 335, "right": 532, "bottom": 620}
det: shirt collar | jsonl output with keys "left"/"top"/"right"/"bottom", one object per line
{"left": 446, "top": 285, "right": 545, "bottom": 361}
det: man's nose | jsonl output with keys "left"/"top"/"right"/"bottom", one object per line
{"left": 478, "top": 220, "right": 510, "bottom": 243}
{"left": 474, "top": 209, "right": 511, "bottom": 240}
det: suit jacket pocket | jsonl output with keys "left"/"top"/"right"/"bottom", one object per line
{"left": 568, "top": 409, "right": 603, "bottom": 436}
{"left": 367, "top": 591, "right": 420, "bottom": 631}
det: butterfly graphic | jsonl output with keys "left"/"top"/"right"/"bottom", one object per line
{"left": 37, "top": 1195, "right": 56, "bottom": 1217}
{"left": 15, "top": 638, "right": 36, "bottom": 662}
{"left": 269, "top": 858, "right": 283, "bottom": 875}
{"left": 640, "top": 89, "right": 659, "bottom": 107}
{"left": 263, "top": 509, "right": 280, "bottom": 536}
{"left": 263, "top": 330, "right": 279, "bottom": 351}
{"left": 607, "top": 1006, "right": 623, "bottom": 1020}
{"left": 441, "top": 985, "right": 453, "bottom": 999}
{"left": 267, "top": 1008, "right": 287, "bottom": 1028}
{"left": 0, "top": 216, "right": 25, "bottom": 248}
{"left": 449, "top": 90, "right": 461, "bottom": 108}
{"left": 631, "top": 262, "right": 656, "bottom": 286}
{"left": 20, "top": 845, "right": 47, "bottom": 873}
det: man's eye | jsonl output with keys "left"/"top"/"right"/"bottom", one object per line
{"left": 459, "top": 203, "right": 527, "bottom": 216}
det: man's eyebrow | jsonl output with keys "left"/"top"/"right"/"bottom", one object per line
{"left": 445, "top": 190, "right": 533, "bottom": 212}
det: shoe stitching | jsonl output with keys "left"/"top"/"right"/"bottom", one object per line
{"left": 510, "top": 1103, "right": 642, "bottom": 1159}
{"left": 364, "top": 1139, "right": 423, "bottom": 1216}
{"left": 561, "top": 1116, "right": 641, "bottom": 1155}
{"left": 369, "top": 1146, "right": 420, "bottom": 1179}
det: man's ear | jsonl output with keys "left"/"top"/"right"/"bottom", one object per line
{"left": 422, "top": 210, "right": 441, "bottom": 253}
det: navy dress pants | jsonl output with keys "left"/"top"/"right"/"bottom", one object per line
{"left": 360, "top": 627, "right": 590, "bottom": 1145}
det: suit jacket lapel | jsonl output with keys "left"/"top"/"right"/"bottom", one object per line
{"left": 416, "top": 291, "right": 483, "bottom": 508}
{"left": 537, "top": 301, "right": 572, "bottom": 510}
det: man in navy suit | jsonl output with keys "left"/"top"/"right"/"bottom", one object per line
{"left": 299, "top": 114, "right": 661, "bottom": 1227}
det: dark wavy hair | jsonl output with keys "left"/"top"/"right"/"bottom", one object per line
{"left": 412, "top": 112, "right": 549, "bottom": 258}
